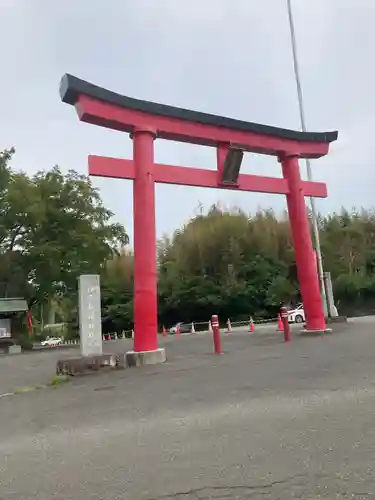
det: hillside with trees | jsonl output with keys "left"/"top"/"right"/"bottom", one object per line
{"left": 103, "top": 204, "right": 375, "bottom": 332}
{"left": 1, "top": 148, "right": 375, "bottom": 338}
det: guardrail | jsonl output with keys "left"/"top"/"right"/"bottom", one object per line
{"left": 166, "top": 317, "right": 278, "bottom": 335}
{"left": 32, "top": 317, "right": 280, "bottom": 350}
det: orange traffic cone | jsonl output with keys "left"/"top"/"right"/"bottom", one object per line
{"left": 249, "top": 317, "right": 255, "bottom": 333}
{"left": 277, "top": 313, "right": 284, "bottom": 332}
{"left": 226, "top": 318, "right": 232, "bottom": 333}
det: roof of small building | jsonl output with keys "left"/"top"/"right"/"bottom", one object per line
{"left": 0, "top": 298, "right": 28, "bottom": 314}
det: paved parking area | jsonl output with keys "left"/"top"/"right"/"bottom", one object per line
{"left": 0, "top": 321, "right": 334, "bottom": 395}
{"left": 0, "top": 321, "right": 279, "bottom": 395}
{"left": 0, "top": 317, "right": 375, "bottom": 499}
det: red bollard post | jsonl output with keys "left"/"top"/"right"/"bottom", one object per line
{"left": 211, "top": 314, "right": 223, "bottom": 354}
{"left": 280, "top": 307, "right": 291, "bottom": 343}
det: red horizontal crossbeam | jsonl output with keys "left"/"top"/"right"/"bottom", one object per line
{"left": 77, "top": 96, "right": 330, "bottom": 159}
{"left": 88, "top": 156, "right": 327, "bottom": 198}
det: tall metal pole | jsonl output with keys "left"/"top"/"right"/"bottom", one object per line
{"left": 286, "top": 0, "right": 327, "bottom": 312}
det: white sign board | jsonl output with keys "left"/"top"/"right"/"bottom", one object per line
{"left": 0, "top": 328, "right": 10, "bottom": 338}
{"left": 78, "top": 274, "right": 103, "bottom": 357}
{"left": 0, "top": 319, "right": 11, "bottom": 338}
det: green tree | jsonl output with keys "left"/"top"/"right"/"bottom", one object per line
{"left": 101, "top": 250, "right": 134, "bottom": 333}
{"left": 157, "top": 205, "right": 298, "bottom": 325}
{"left": 0, "top": 148, "right": 37, "bottom": 300}
{"left": 28, "top": 167, "right": 128, "bottom": 308}
{"left": 86, "top": 204, "right": 375, "bottom": 326}
{"left": 0, "top": 149, "right": 129, "bottom": 328}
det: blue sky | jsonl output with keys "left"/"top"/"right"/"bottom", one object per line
{"left": 1, "top": 0, "right": 374, "bottom": 242}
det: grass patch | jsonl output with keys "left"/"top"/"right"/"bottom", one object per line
{"left": 10, "top": 376, "right": 70, "bottom": 397}
{"left": 50, "top": 374, "right": 70, "bottom": 386}
{"left": 13, "top": 384, "right": 45, "bottom": 394}
{"left": 9, "top": 376, "right": 70, "bottom": 397}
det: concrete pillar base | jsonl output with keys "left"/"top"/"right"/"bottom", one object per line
{"left": 300, "top": 328, "right": 333, "bottom": 336}
{"left": 126, "top": 348, "right": 166, "bottom": 367}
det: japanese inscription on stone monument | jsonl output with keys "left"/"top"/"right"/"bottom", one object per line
{"left": 78, "top": 274, "right": 102, "bottom": 356}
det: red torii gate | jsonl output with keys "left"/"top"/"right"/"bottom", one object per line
{"left": 60, "top": 74, "right": 338, "bottom": 362}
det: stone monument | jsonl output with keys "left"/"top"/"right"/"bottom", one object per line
{"left": 78, "top": 274, "right": 102, "bottom": 357}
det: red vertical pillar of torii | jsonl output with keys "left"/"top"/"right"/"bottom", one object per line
{"left": 132, "top": 128, "right": 158, "bottom": 352}
{"left": 280, "top": 154, "right": 327, "bottom": 331}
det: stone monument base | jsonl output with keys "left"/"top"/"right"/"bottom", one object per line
{"left": 8, "top": 344, "right": 22, "bottom": 355}
{"left": 56, "top": 353, "right": 118, "bottom": 376}
{"left": 0, "top": 340, "right": 22, "bottom": 355}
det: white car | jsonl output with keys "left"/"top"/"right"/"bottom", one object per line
{"left": 169, "top": 322, "right": 193, "bottom": 334}
{"left": 288, "top": 304, "right": 305, "bottom": 323}
{"left": 41, "top": 337, "right": 63, "bottom": 346}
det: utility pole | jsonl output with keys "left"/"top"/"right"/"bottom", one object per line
{"left": 286, "top": 0, "right": 328, "bottom": 314}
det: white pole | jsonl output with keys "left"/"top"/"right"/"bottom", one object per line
{"left": 286, "top": 0, "right": 328, "bottom": 313}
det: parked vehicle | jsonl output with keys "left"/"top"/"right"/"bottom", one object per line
{"left": 169, "top": 322, "right": 193, "bottom": 334}
{"left": 288, "top": 304, "right": 305, "bottom": 323}
{"left": 41, "top": 337, "right": 63, "bottom": 346}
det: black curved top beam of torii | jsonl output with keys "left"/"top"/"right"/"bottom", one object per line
{"left": 60, "top": 74, "right": 338, "bottom": 159}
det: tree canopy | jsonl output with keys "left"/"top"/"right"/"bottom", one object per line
{"left": 102, "top": 204, "right": 375, "bottom": 333}
{"left": 0, "top": 149, "right": 128, "bottom": 330}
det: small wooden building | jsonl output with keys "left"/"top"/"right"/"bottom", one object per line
{"left": 0, "top": 297, "right": 28, "bottom": 342}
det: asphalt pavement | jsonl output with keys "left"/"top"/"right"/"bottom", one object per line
{"left": 0, "top": 317, "right": 375, "bottom": 499}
